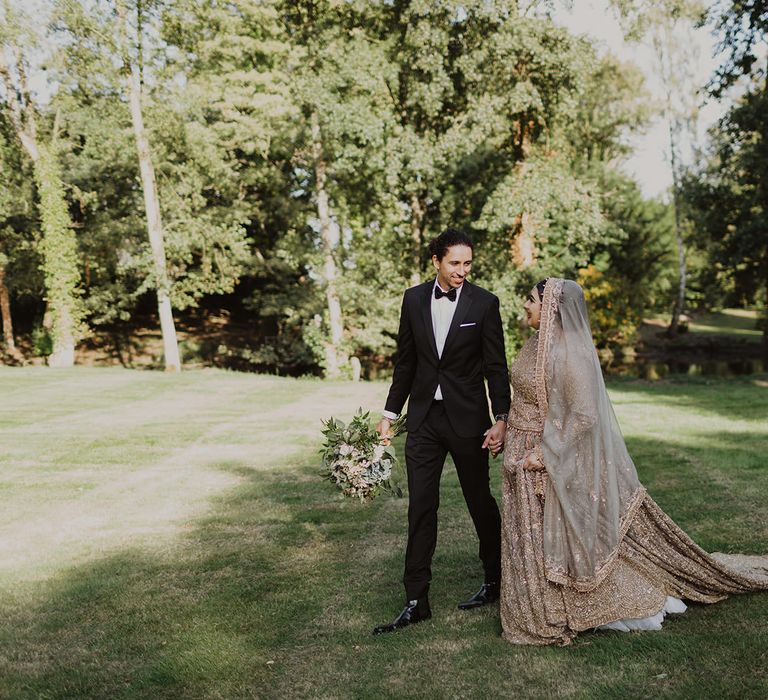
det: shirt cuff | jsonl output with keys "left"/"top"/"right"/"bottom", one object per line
{"left": 382, "top": 410, "right": 399, "bottom": 420}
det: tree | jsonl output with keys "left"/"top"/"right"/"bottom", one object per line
{"left": 114, "top": 0, "right": 180, "bottom": 371}
{"left": 651, "top": 15, "right": 703, "bottom": 334}
{"left": 685, "top": 96, "right": 768, "bottom": 359}
{"left": 280, "top": 0, "right": 398, "bottom": 377}
{"left": 0, "top": 115, "right": 23, "bottom": 358}
{"left": 52, "top": 0, "right": 266, "bottom": 368}
{"left": 566, "top": 54, "right": 651, "bottom": 165}
{"left": 349, "top": 4, "right": 654, "bottom": 362}
{"left": 466, "top": 16, "right": 614, "bottom": 348}
{"left": 680, "top": 1, "right": 768, "bottom": 360}
{"left": 1, "top": 0, "right": 680, "bottom": 375}
{"left": 0, "top": 105, "right": 40, "bottom": 362}
{"left": 0, "top": 0, "right": 85, "bottom": 366}
{"left": 708, "top": 0, "right": 768, "bottom": 96}
{"left": 369, "top": 1, "right": 527, "bottom": 284}
{"left": 582, "top": 173, "right": 676, "bottom": 358}
{"left": 611, "top": 0, "right": 708, "bottom": 334}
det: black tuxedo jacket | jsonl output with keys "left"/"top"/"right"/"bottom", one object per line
{"left": 384, "top": 280, "right": 511, "bottom": 438}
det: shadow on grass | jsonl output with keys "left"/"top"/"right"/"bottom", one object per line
{"left": 1, "top": 447, "right": 767, "bottom": 698}
{"left": 0, "top": 457, "right": 410, "bottom": 699}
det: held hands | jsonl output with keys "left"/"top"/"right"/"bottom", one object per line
{"left": 482, "top": 420, "right": 506, "bottom": 458}
{"left": 379, "top": 415, "right": 510, "bottom": 457}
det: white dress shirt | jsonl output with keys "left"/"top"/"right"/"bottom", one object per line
{"left": 383, "top": 279, "right": 463, "bottom": 419}
{"left": 431, "top": 278, "right": 462, "bottom": 399}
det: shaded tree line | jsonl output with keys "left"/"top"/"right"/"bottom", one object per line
{"left": 0, "top": 0, "right": 762, "bottom": 375}
{"left": 683, "top": 0, "right": 768, "bottom": 361}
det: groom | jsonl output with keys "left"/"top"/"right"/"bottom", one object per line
{"left": 373, "top": 228, "right": 510, "bottom": 635}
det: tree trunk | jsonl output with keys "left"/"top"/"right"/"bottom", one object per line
{"left": 510, "top": 161, "right": 536, "bottom": 271}
{"left": 763, "top": 259, "right": 768, "bottom": 366}
{"left": 650, "top": 28, "right": 692, "bottom": 337}
{"left": 410, "top": 193, "right": 424, "bottom": 287}
{"left": 34, "top": 145, "right": 83, "bottom": 367}
{"left": 0, "top": 261, "right": 19, "bottom": 357}
{"left": 117, "top": 0, "right": 181, "bottom": 372}
{"left": 510, "top": 212, "right": 536, "bottom": 270}
{"left": 310, "top": 110, "right": 345, "bottom": 378}
{"left": 667, "top": 117, "right": 687, "bottom": 336}
{"left": 761, "top": 68, "right": 768, "bottom": 365}
{"left": 0, "top": 47, "right": 80, "bottom": 367}
{"left": 45, "top": 303, "right": 75, "bottom": 367}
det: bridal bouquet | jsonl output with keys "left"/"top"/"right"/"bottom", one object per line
{"left": 320, "top": 410, "right": 406, "bottom": 501}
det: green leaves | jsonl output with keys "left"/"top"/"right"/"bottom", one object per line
{"left": 33, "top": 144, "right": 87, "bottom": 346}
{"left": 1, "top": 0, "right": 688, "bottom": 371}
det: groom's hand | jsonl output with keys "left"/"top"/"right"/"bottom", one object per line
{"left": 376, "top": 417, "right": 393, "bottom": 444}
{"left": 482, "top": 421, "right": 506, "bottom": 457}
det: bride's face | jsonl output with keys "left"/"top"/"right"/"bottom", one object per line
{"left": 524, "top": 287, "right": 542, "bottom": 329}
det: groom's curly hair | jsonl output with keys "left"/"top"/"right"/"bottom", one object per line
{"left": 428, "top": 228, "right": 474, "bottom": 261}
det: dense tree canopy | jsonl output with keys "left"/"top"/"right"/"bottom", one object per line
{"left": 0, "top": 0, "right": 760, "bottom": 372}
{"left": 683, "top": 0, "right": 768, "bottom": 357}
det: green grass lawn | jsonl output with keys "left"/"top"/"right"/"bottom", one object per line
{"left": 647, "top": 308, "right": 762, "bottom": 339}
{"left": 1, "top": 368, "right": 767, "bottom": 699}
{"left": 689, "top": 308, "right": 762, "bottom": 338}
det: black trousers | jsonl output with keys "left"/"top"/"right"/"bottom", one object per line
{"left": 402, "top": 400, "right": 501, "bottom": 601}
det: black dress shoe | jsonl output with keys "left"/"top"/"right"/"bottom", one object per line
{"left": 373, "top": 598, "right": 432, "bottom": 635}
{"left": 457, "top": 582, "right": 499, "bottom": 610}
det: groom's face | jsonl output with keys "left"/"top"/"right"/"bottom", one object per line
{"left": 432, "top": 244, "right": 472, "bottom": 290}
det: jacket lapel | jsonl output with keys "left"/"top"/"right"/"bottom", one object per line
{"left": 441, "top": 281, "right": 474, "bottom": 357}
{"left": 420, "top": 282, "right": 439, "bottom": 359}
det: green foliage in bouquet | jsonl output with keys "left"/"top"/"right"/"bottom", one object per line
{"left": 320, "top": 410, "right": 407, "bottom": 501}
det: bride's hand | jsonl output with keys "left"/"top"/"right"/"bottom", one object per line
{"left": 521, "top": 451, "right": 545, "bottom": 471}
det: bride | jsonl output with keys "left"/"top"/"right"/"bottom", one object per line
{"left": 499, "top": 277, "right": 768, "bottom": 646}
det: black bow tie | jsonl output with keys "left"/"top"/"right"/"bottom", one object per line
{"left": 435, "top": 286, "right": 457, "bottom": 302}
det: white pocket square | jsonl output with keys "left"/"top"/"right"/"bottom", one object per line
{"left": 460, "top": 322, "right": 476, "bottom": 327}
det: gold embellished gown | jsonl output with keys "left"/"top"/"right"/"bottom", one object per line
{"left": 500, "top": 332, "right": 768, "bottom": 646}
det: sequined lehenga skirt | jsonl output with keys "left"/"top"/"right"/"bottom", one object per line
{"left": 500, "top": 427, "right": 768, "bottom": 646}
